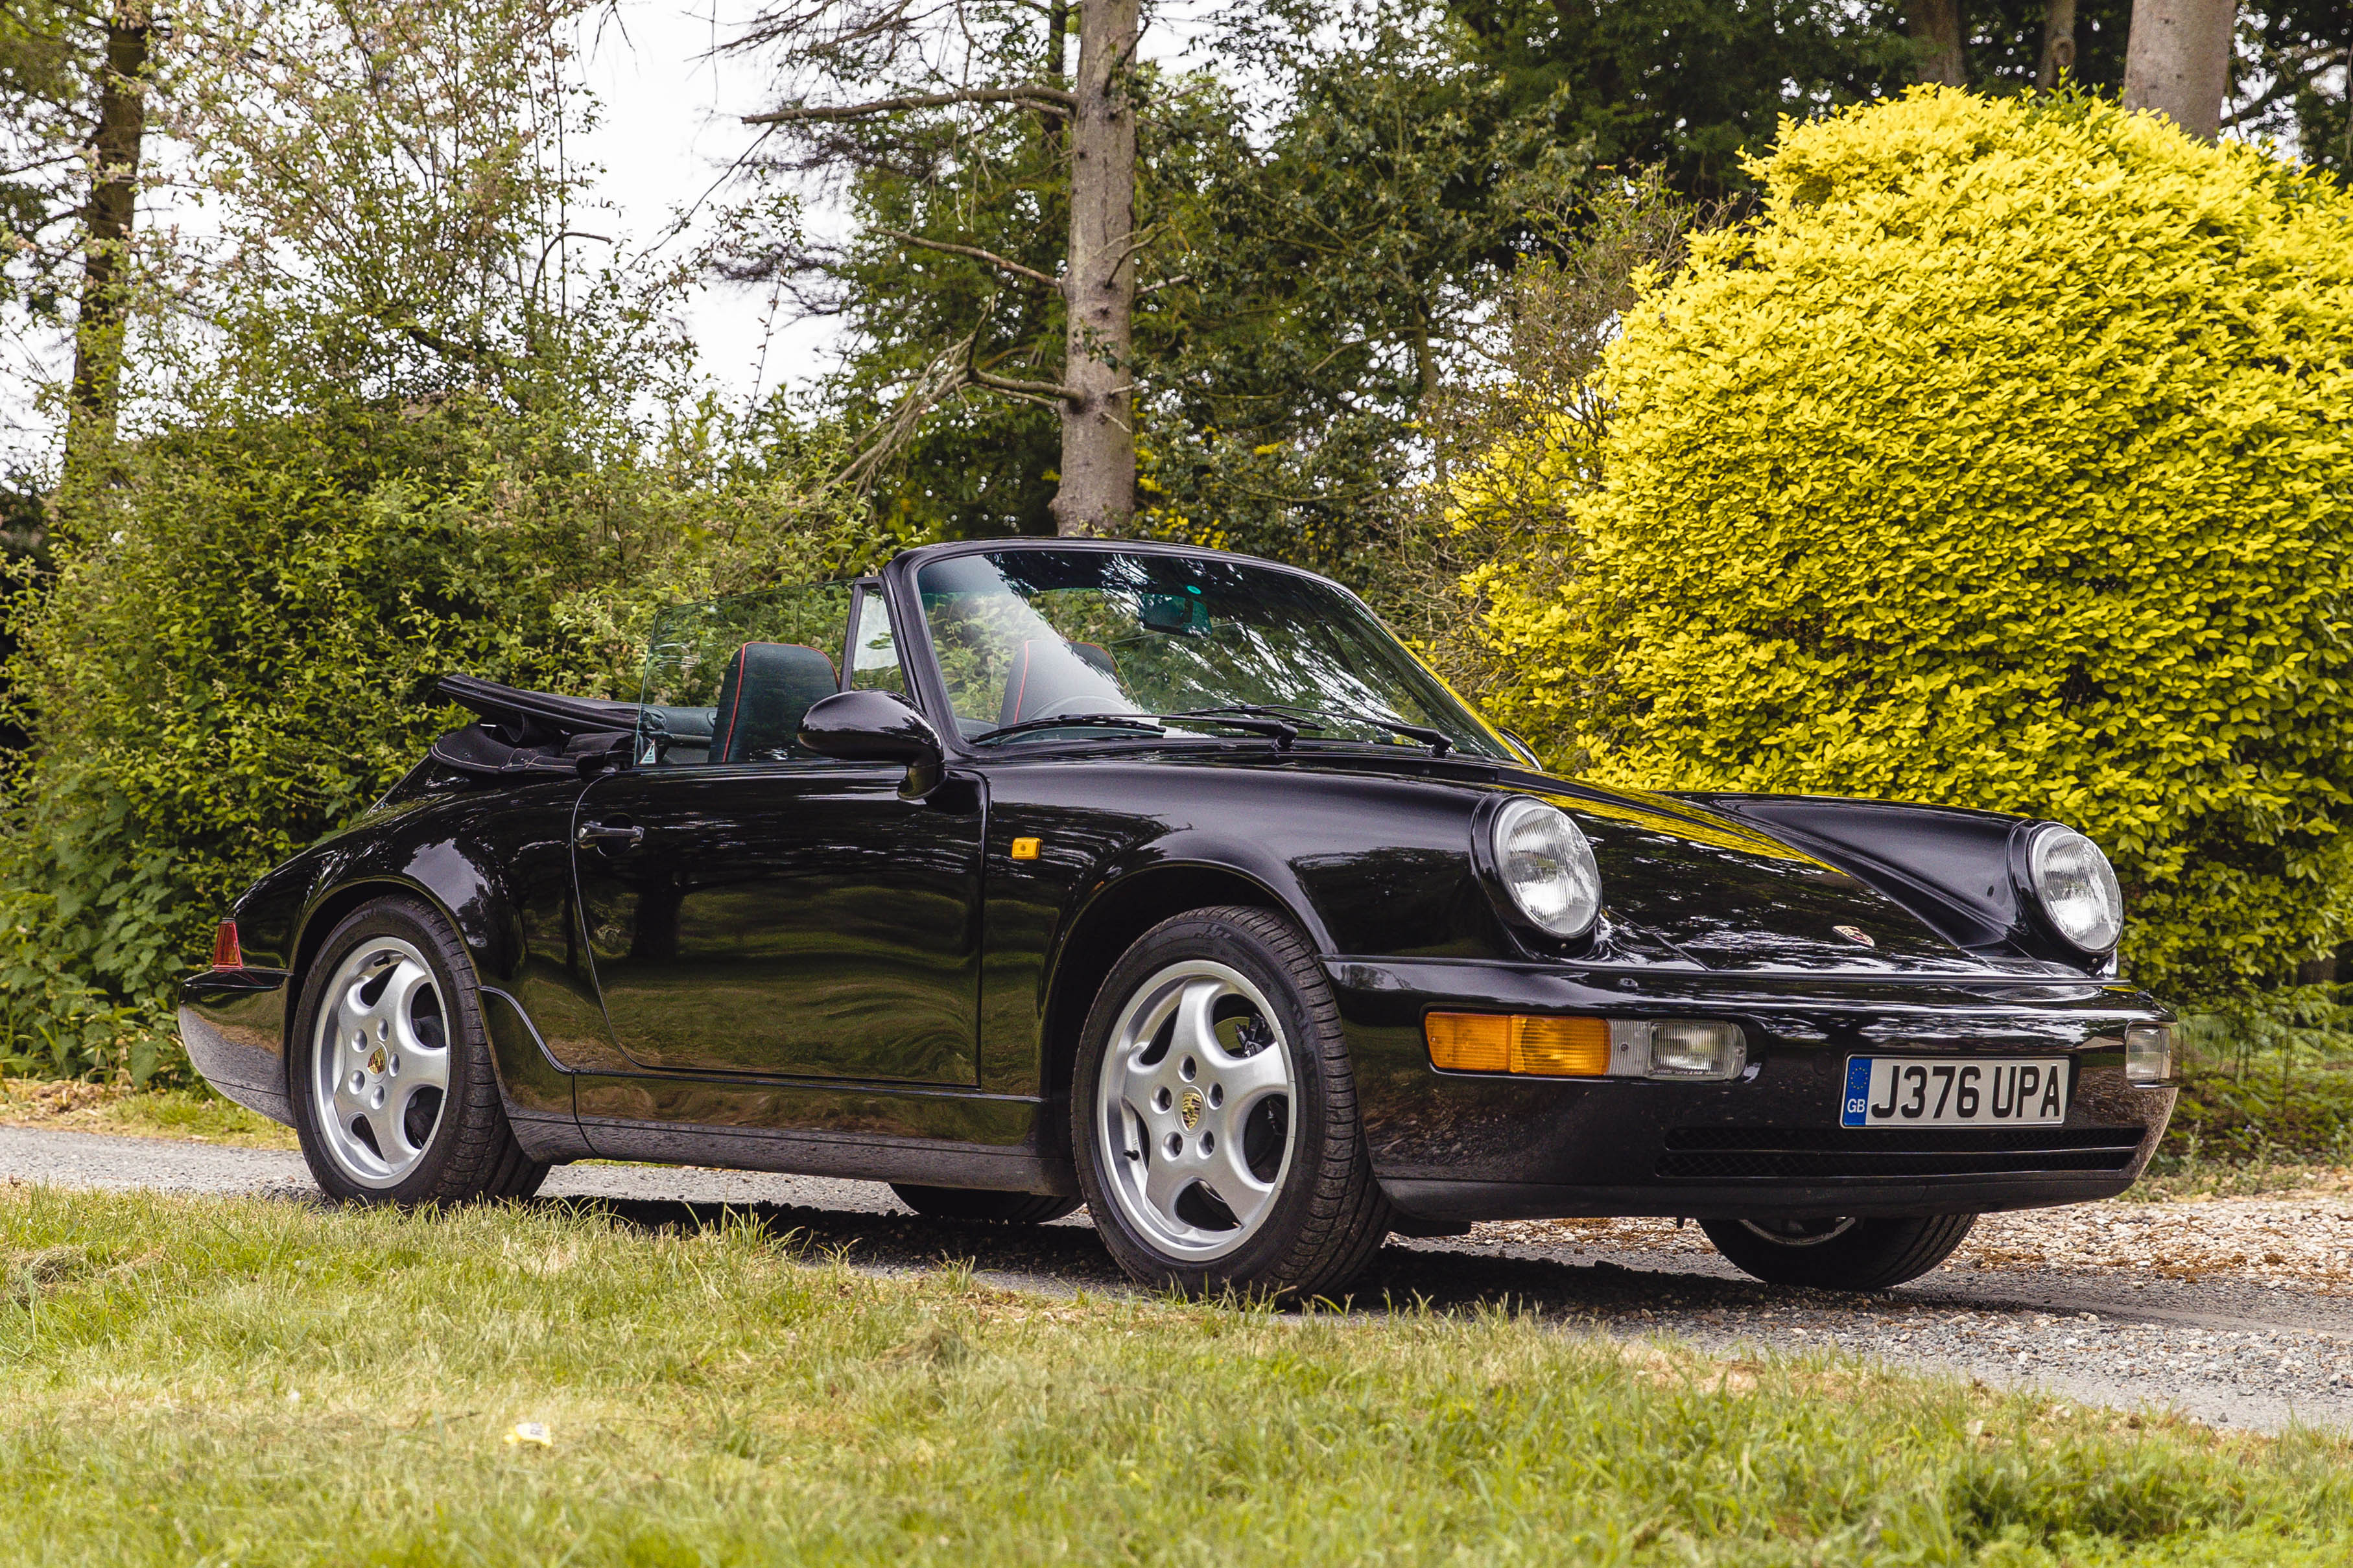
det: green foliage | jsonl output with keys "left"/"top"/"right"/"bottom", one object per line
{"left": 1134, "top": 9, "right": 1590, "bottom": 578}
{"left": 1443, "top": 0, "right": 1918, "bottom": 200}
{"left": 734, "top": 3, "right": 1593, "bottom": 576}
{"left": 0, "top": 889, "right": 145, "bottom": 1082}
{"left": 0, "top": 0, "right": 105, "bottom": 322}
{"left": 3, "top": 395, "right": 888, "bottom": 1029}
{"left": 160, "top": 0, "right": 633, "bottom": 412}
{"left": 1472, "top": 89, "right": 2353, "bottom": 1002}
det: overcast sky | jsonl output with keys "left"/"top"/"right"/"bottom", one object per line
{"left": 0, "top": 2, "right": 1229, "bottom": 472}
{"left": 571, "top": 0, "right": 1227, "bottom": 418}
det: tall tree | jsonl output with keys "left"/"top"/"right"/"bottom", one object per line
{"left": 730, "top": 0, "right": 1137, "bottom": 535}
{"left": 0, "top": 0, "right": 154, "bottom": 478}
{"left": 2124, "top": 0, "right": 2239, "bottom": 135}
{"left": 1911, "top": 0, "right": 1967, "bottom": 82}
{"left": 2039, "top": 0, "right": 2081, "bottom": 84}
{"left": 64, "top": 0, "right": 146, "bottom": 457}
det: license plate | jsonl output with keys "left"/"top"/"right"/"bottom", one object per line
{"left": 1840, "top": 1056, "right": 2069, "bottom": 1128}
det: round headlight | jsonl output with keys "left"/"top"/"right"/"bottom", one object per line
{"left": 1491, "top": 798, "right": 1602, "bottom": 939}
{"left": 2027, "top": 825, "right": 2124, "bottom": 954}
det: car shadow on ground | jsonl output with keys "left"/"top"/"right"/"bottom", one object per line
{"left": 540, "top": 1194, "right": 1799, "bottom": 1320}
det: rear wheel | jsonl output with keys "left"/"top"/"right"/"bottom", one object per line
{"left": 1072, "top": 906, "right": 1391, "bottom": 1300}
{"left": 890, "top": 1185, "right": 1082, "bottom": 1224}
{"left": 289, "top": 896, "right": 548, "bottom": 1205}
{"left": 1699, "top": 1212, "right": 1978, "bottom": 1291}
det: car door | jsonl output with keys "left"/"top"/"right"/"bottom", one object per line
{"left": 571, "top": 580, "right": 984, "bottom": 1084}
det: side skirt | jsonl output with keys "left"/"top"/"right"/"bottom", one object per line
{"left": 572, "top": 1071, "right": 1076, "bottom": 1196}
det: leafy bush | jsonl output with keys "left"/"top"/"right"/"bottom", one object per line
{"left": 1472, "top": 88, "right": 2353, "bottom": 1001}
{"left": 0, "top": 397, "right": 889, "bottom": 1056}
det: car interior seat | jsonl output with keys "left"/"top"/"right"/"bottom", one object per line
{"left": 999, "top": 639, "right": 1130, "bottom": 728}
{"left": 709, "top": 643, "right": 841, "bottom": 763}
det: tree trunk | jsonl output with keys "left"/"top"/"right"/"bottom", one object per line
{"left": 1908, "top": 0, "right": 1965, "bottom": 86}
{"left": 2123, "top": 0, "right": 2238, "bottom": 139}
{"left": 2039, "top": 0, "right": 2079, "bottom": 88}
{"left": 65, "top": 0, "right": 150, "bottom": 467}
{"left": 1050, "top": 0, "right": 1137, "bottom": 538}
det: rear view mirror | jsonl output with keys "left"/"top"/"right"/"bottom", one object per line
{"left": 1138, "top": 592, "right": 1209, "bottom": 635}
{"left": 799, "top": 689, "right": 945, "bottom": 797}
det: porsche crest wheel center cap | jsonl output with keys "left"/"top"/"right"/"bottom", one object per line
{"left": 366, "top": 1046, "right": 387, "bottom": 1075}
{"left": 1179, "top": 1088, "right": 1204, "bottom": 1131}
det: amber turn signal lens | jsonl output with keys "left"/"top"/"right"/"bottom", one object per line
{"left": 1426, "top": 1012, "right": 1611, "bottom": 1077}
{"left": 210, "top": 919, "right": 242, "bottom": 970}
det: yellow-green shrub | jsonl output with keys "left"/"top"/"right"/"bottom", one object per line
{"left": 1472, "top": 88, "right": 2353, "bottom": 1000}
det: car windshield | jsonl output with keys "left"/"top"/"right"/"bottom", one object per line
{"left": 914, "top": 548, "right": 1515, "bottom": 759}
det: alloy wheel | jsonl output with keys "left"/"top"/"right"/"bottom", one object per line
{"left": 309, "top": 937, "right": 453, "bottom": 1188}
{"left": 1094, "top": 959, "right": 1297, "bottom": 1262}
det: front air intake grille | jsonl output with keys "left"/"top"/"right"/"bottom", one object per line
{"left": 1655, "top": 1124, "right": 2146, "bottom": 1182}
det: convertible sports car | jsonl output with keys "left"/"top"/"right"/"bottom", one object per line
{"left": 182, "top": 539, "right": 2177, "bottom": 1298}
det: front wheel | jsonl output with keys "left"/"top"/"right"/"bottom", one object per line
{"left": 1699, "top": 1213, "right": 1978, "bottom": 1291}
{"left": 1071, "top": 906, "right": 1391, "bottom": 1300}
{"left": 288, "top": 896, "right": 549, "bottom": 1206}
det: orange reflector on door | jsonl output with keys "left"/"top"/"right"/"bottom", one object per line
{"left": 1425, "top": 1012, "right": 1610, "bottom": 1076}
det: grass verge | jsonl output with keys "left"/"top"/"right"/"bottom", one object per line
{"left": 0, "top": 1077, "right": 296, "bottom": 1149}
{"left": 6, "top": 1188, "right": 2353, "bottom": 1565}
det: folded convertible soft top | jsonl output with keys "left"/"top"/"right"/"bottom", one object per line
{"left": 428, "top": 674, "right": 636, "bottom": 779}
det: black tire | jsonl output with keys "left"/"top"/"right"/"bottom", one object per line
{"left": 1070, "top": 905, "right": 1391, "bottom": 1300}
{"left": 289, "top": 896, "right": 550, "bottom": 1205}
{"left": 890, "top": 1184, "right": 1083, "bottom": 1224}
{"left": 1699, "top": 1212, "right": 1978, "bottom": 1291}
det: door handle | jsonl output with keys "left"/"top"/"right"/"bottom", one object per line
{"left": 576, "top": 821, "right": 644, "bottom": 850}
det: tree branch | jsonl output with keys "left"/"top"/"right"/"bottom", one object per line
{"left": 744, "top": 86, "right": 1072, "bottom": 126}
{"left": 875, "top": 227, "right": 1059, "bottom": 290}
{"left": 971, "top": 362, "right": 1079, "bottom": 400}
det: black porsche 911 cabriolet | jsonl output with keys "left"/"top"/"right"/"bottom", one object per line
{"left": 182, "top": 539, "right": 2176, "bottom": 1298}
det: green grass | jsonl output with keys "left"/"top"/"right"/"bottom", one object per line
{"left": 5, "top": 1189, "right": 2353, "bottom": 1565}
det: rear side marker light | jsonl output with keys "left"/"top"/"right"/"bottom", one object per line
{"left": 211, "top": 919, "right": 242, "bottom": 970}
{"left": 1426, "top": 1013, "right": 1745, "bottom": 1082}
{"left": 2124, "top": 1024, "right": 2174, "bottom": 1086}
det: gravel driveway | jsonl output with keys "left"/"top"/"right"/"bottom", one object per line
{"left": 7, "top": 1124, "right": 2350, "bottom": 1434}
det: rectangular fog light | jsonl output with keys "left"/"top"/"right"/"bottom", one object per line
{"left": 1644, "top": 1020, "right": 1747, "bottom": 1080}
{"left": 1426, "top": 1014, "right": 1745, "bottom": 1081}
{"left": 2125, "top": 1023, "right": 2174, "bottom": 1086}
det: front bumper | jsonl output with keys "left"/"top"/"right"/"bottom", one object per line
{"left": 1329, "top": 958, "right": 2177, "bottom": 1223}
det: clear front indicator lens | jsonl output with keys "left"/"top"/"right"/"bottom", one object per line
{"left": 1646, "top": 1020, "right": 1747, "bottom": 1079}
{"left": 2125, "top": 1024, "right": 2174, "bottom": 1086}
{"left": 1491, "top": 798, "right": 1602, "bottom": 939}
{"left": 2028, "top": 826, "right": 2125, "bottom": 954}
{"left": 1426, "top": 1014, "right": 1745, "bottom": 1081}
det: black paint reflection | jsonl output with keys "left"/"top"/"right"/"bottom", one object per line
{"left": 573, "top": 764, "right": 983, "bottom": 1084}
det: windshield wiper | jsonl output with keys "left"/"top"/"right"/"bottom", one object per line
{"left": 971, "top": 710, "right": 1301, "bottom": 748}
{"left": 969, "top": 713, "right": 1166, "bottom": 745}
{"left": 1177, "top": 703, "right": 1452, "bottom": 757}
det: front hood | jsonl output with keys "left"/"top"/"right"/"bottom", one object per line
{"left": 1273, "top": 749, "right": 2016, "bottom": 976}
{"left": 1559, "top": 786, "right": 1993, "bottom": 975}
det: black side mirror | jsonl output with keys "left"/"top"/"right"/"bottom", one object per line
{"left": 799, "top": 689, "right": 945, "bottom": 797}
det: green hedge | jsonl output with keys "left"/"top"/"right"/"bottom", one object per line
{"left": 1469, "top": 89, "right": 2353, "bottom": 1003}
{"left": 3, "top": 397, "right": 886, "bottom": 1077}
